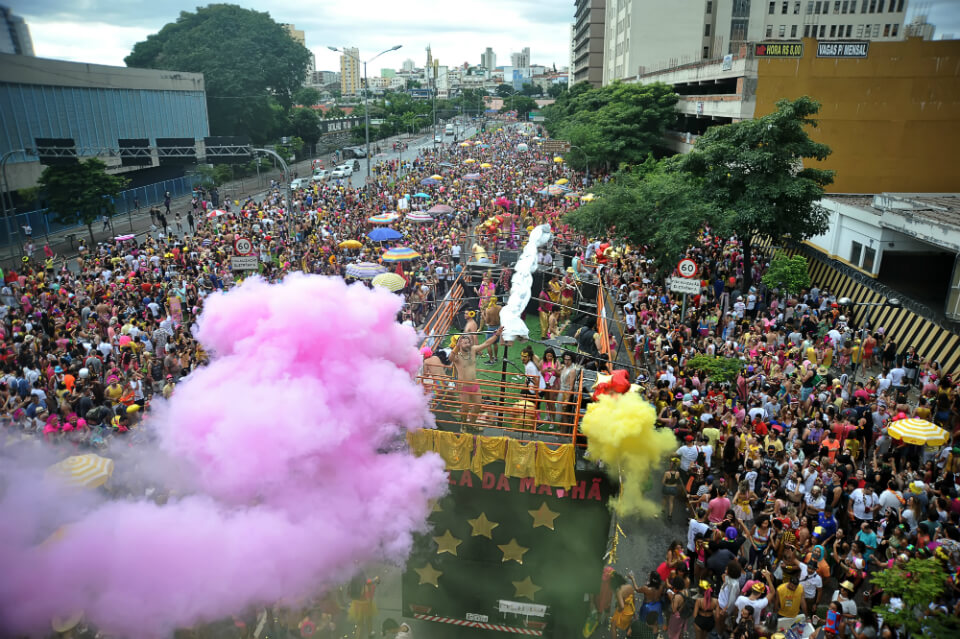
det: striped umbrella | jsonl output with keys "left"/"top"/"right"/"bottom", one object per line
{"left": 405, "top": 211, "right": 434, "bottom": 223}
{"left": 887, "top": 417, "right": 949, "bottom": 446}
{"left": 428, "top": 204, "right": 455, "bottom": 214}
{"left": 463, "top": 173, "right": 481, "bottom": 181}
{"left": 372, "top": 272, "right": 406, "bottom": 292}
{"left": 368, "top": 213, "right": 399, "bottom": 224}
{"left": 47, "top": 454, "right": 114, "bottom": 489}
{"left": 345, "top": 261, "right": 387, "bottom": 279}
{"left": 206, "top": 209, "right": 228, "bottom": 219}
{"left": 382, "top": 247, "right": 421, "bottom": 262}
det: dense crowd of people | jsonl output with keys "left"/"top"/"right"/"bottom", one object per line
{"left": 593, "top": 235, "right": 960, "bottom": 638}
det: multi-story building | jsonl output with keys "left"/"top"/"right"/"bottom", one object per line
{"left": 603, "top": 0, "right": 910, "bottom": 83}
{"left": 572, "top": 0, "right": 606, "bottom": 86}
{"left": 904, "top": 15, "right": 935, "bottom": 39}
{"left": 631, "top": 36, "right": 959, "bottom": 195}
{"left": 510, "top": 47, "right": 531, "bottom": 68}
{"left": 0, "top": 5, "right": 33, "bottom": 56}
{"left": 481, "top": 47, "right": 497, "bottom": 71}
{"left": 0, "top": 52, "right": 209, "bottom": 191}
{"left": 402, "top": 58, "right": 415, "bottom": 72}
{"left": 340, "top": 47, "right": 361, "bottom": 96}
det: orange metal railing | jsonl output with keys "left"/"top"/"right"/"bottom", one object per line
{"left": 417, "top": 366, "right": 586, "bottom": 445}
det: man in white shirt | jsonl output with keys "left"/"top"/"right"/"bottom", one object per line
{"left": 878, "top": 481, "right": 904, "bottom": 514}
{"left": 849, "top": 485, "right": 879, "bottom": 523}
{"left": 676, "top": 436, "right": 699, "bottom": 472}
{"left": 888, "top": 365, "right": 906, "bottom": 387}
{"left": 687, "top": 513, "right": 710, "bottom": 554}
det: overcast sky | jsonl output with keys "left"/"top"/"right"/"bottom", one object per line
{"left": 10, "top": 0, "right": 960, "bottom": 74}
{"left": 10, "top": 0, "right": 573, "bottom": 72}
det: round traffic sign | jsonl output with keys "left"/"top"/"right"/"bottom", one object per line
{"left": 234, "top": 237, "right": 253, "bottom": 256}
{"left": 677, "top": 258, "right": 698, "bottom": 278}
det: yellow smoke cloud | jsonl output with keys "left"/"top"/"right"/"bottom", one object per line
{"left": 580, "top": 393, "right": 676, "bottom": 516}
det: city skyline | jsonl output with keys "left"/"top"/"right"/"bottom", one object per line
{"left": 7, "top": 0, "right": 571, "bottom": 72}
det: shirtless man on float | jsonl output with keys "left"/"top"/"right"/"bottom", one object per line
{"left": 452, "top": 327, "right": 504, "bottom": 431}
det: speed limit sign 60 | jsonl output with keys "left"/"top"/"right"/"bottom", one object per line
{"left": 234, "top": 237, "right": 253, "bottom": 256}
{"left": 677, "top": 258, "right": 698, "bottom": 279}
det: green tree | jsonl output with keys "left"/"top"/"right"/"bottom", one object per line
{"left": 293, "top": 87, "right": 321, "bottom": 107}
{"left": 543, "top": 82, "right": 678, "bottom": 171}
{"left": 683, "top": 96, "right": 834, "bottom": 289}
{"left": 38, "top": 159, "right": 128, "bottom": 245}
{"left": 520, "top": 82, "right": 542, "bottom": 97}
{"left": 289, "top": 107, "right": 321, "bottom": 152}
{"left": 495, "top": 84, "right": 516, "bottom": 98}
{"left": 872, "top": 557, "right": 958, "bottom": 639}
{"left": 499, "top": 95, "right": 538, "bottom": 118}
{"left": 761, "top": 252, "right": 810, "bottom": 295}
{"left": 565, "top": 158, "right": 715, "bottom": 274}
{"left": 212, "top": 164, "right": 234, "bottom": 186}
{"left": 685, "top": 355, "right": 743, "bottom": 383}
{"left": 547, "top": 83, "right": 567, "bottom": 99}
{"left": 125, "top": 4, "right": 311, "bottom": 141}
{"left": 324, "top": 106, "right": 346, "bottom": 119}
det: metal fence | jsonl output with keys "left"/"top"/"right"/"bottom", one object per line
{"left": 1, "top": 175, "right": 199, "bottom": 247}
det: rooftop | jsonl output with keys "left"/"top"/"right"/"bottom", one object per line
{"left": 827, "top": 193, "right": 960, "bottom": 229}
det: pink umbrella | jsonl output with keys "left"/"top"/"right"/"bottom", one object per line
{"left": 206, "top": 209, "right": 228, "bottom": 219}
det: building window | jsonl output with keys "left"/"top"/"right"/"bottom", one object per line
{"left": 847, "top": 24, "right": 853, "bottom": 36}
{"left": 820, "top": 24, "right": 827, "bottom": 36}
{"left": 705, "top": 23, "right": 711, "bottom": 36}
{"left": 861, "top": 0, "right": 868, "bottom": 12}
{"left": 767, "top": 24, "right": 774, "bottom": 37}
{"left": 807, "top": 1, "right": 814, "bottom": 13}
{"left": 856, "top": 24, "right": 864, "bottom": 36}
{"left": 869, "top": 0, "right": 877, "bottom": 13}
{"left": 892, "top": 23, "right": 899, "bottom": 36}
{"left": 815, "top": 1, "right": 822, "bottom": 13}
{"left": 791, "top": 24, "right": 799, "bottom": 36}
{"left": 896, "top": 0, "right": 904, "bottom": 10}
{"left": 770, "top": 1, "right": 776, "bottom": 13}
{"left": 842, "top": 0, "right": 848, "bottom": 12}
{"left": 883, "top": 23, "right": 890, "bottom": 36}
{"left": 850, "top": 242, "right": 863, "bottom": 266}
{"left": 776, "top": 25, "right": 784, "bottom": 36}
{"left": 706, "top": 1, "right": 713, "bottom": 13}
{"left": 794, "top": 1, "right": 801, "bottom": 14}
{"left": 863, "top": 246, "right": 876, "bottom": 272}
{"left": 783, "top": 1, "right": 789, "bottom": 13}
{"left": 834, "top": 1, "right": 841, "bottom": 13}
{"left": 805, "top": 24, "right": 812, "bottom": 36}
{"left": 830, "top": 24, "right": 837, "bottom": 36}
{"left": 877, "top": 0, "right": 884, "bottom": 10}
{"left": 873, "top": 23, "right": 881, "bottom": 36}
{"left": 703, "top": 46, "right": 710, "bottom": 58}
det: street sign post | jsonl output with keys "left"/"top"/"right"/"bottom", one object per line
{"left": 231, "top": 255, "right": 259, "bottom": 271}
{"left": 667, "top": 276, "right": 701, "bottom": 321}
{"left": 677, "top": 258, "right": 698, "bottom": 278}
{"left": 233, "top": 237, "right": 253, "bottom": 256}
{"left": 541, "top": 140, "right": 571, "bottom": 154}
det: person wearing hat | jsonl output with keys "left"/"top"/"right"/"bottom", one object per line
{"left": 734, "top": 569, "right": 773, "bottom": 626}
{"left": 830, "top": 580, "right": 858, "bottom": 632}
{"left": 676, "top": 434, "right": 699, "bottom": 479}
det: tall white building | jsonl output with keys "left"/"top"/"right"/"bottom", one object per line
{"left": 904, "top": 15, "right": 935, "bottom": 39}
{"left": 402, "top": 58, "right": 415, "bottom": 72}
{"left": 340, "top": 46, "right": 361, "bottom": 96}
{"left": 510, "top": 47, "right": 531, "bottom": 68}
{"left": 481, "top": 47, "right": 497, "bottom": 71}
{"left": 602, "top": 0, "right": 910, "bottom": 83}
{"left": 1, "top": 6, "right": 34, "bottom": 56}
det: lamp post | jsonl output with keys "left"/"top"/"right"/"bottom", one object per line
{"left": 837, "top": 295, "right": 901, "bottom": 382}
{"left": 568, "top": 144, "right": 591, "bottom": 185}
{"left": 0, "top": 149, "right": 26, "bottom": 259}
{"left": 328, "top": 45, "right": 402, "bottom": 180}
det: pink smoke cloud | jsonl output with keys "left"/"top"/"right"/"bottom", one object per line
{"left": 0, "top": 274, "right": 447, "bottom": 637}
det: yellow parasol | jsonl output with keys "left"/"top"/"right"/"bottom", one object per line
{"left": 371, "top": 272, "right": 406, "bottom": 292}
{"left": 887, "top": 418, "right": 949, "bottom": 446}
{"left": 555, "top": 178, "right": 569, "bottom": 185}
{"left": 430, "top": 174, "right": 442, "bottom": 180}
{"left": 553, "top": 156, "right": 564, "bottom": 163}
{"left": 480, "top": 162, "right": 493, "bottom": 169}
{"left": 459, "top": 142, "right": 471, "bottom": 147}
{"left": 47, "top": 454, "right": 114, "bottom": 489}
{"left": 464, "top": 158, "right": 477, "bottom": 164}
{"left": 338, "top": 239, "right": 362, "bottom": 249}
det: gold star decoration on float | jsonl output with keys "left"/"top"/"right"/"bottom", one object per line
{"left": 468, "top": 512, "right": 499, "bottom": 539}
{"left": 433, "top": 529, "right": 462, "bottom": 556}
{"left": 415, "top": 563, "right": 443, "bottom": 587}
{"left": 528, "top": 502, "right": 559, "bottom": 530}
{"left": 498, "top": 538, "right": 529, "bottom": 564}
{"left": 512, "top": 576, "right": 542, "bottom": 601}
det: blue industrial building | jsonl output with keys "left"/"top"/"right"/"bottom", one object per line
{"left": 0, "top": 52, "right": 210, "bottom": 192}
